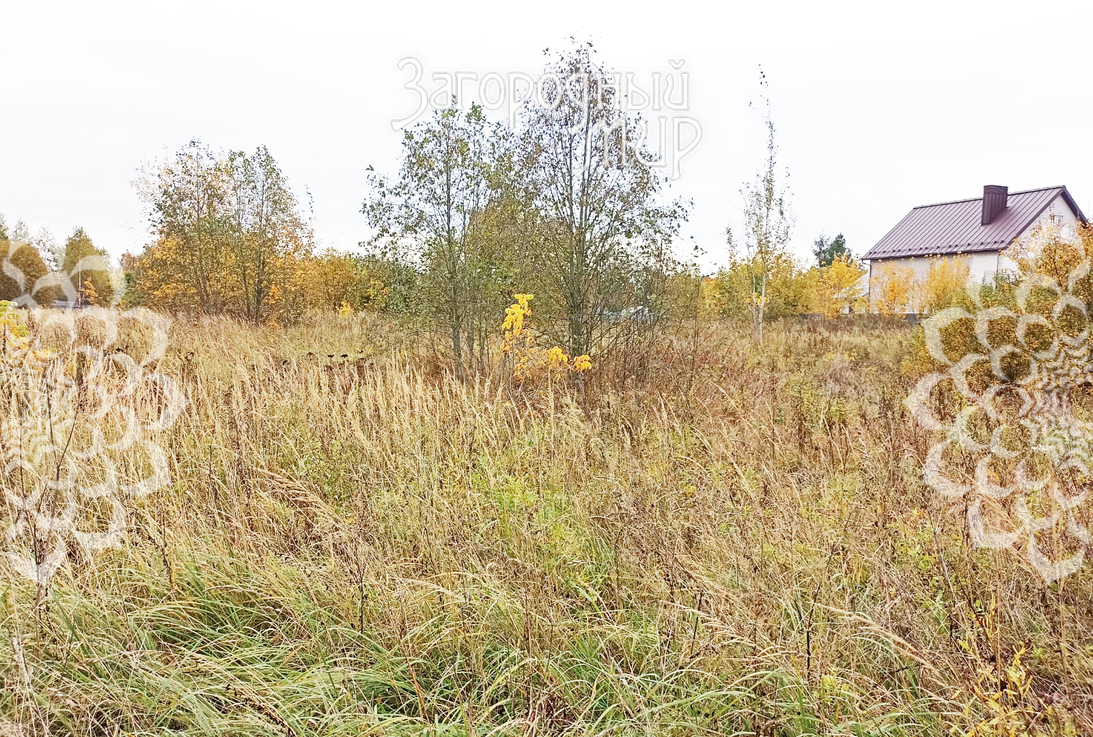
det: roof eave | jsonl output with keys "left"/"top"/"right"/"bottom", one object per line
{"left": 1060, "top": 186, "right": 1087, "bottom": 224}
{"left": 865, "top": 246, "right": 1008, "bottom": 261}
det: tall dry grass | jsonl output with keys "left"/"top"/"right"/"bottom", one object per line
{"left": 0, "top": 310, "right": 1089, "bottom": 735}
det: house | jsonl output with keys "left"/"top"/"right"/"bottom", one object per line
{"left": 863, "top": 185, "right": 1087, "bottom": 306}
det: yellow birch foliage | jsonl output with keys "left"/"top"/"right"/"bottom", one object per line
{"left": 874, "top": 264, "right": 917, "bottom": 316}
{"left": 133, "top": 235, "right": 206, "bottom": 311}
{"left": 296, "top": 251, "right": 359, "bottom": 311}
{"left": 699, "top": 277, "right": 725, "bottom": 315}
{"left": 805, "top": 255, "right": 866, "bottom": 318}
{"left": 922, "top": 257, "right": 970, "bottom": 314}
{"left": 81, "top": 277, "right": 100, "bottom": 307}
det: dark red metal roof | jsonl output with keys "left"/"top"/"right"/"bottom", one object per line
{"left": 863, "top": 186, "right": 1086, "bottom": 260}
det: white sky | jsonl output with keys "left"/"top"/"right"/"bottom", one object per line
{"left": 2, "top": 0, "right": 1092, "bottom": 272}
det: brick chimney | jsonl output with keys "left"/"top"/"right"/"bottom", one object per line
{"left": 982, "top": 185, "right": 1008, "bottom": 225}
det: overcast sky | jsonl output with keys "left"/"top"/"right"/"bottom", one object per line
{"left": 3, "top": 0, "right": 1091, "bottom": 271}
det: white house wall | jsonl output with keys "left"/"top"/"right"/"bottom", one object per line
{"left": 868, "top": 252, "right": 1000, "bottom": 287}
{"left": 868, "top": 252, "right": 1000, "bottom": 309}
{"left": 1039, "top": 195, "right": 1079, "bottom": 232}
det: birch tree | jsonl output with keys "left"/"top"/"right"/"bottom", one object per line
{"left": 517, "top": 41, "right": 688, "bottom": 359}
{"left": 62, "top": 228, "right": 114, "bottom": 306}
{"left": 225, "top": 145, "right": 312, "bottom": 322}
{"left": 729, "top": 69, "right": 793, "bottom": 344}
{"left": 134, "top": 141, "right": 311, "bottom": 319}
{"left": 362, "top": 103, "right": 512, "bottom": 380}
{"left": 135, "top": 140, "right": 234, "bottom": 312}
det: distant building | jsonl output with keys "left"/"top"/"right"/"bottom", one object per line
{"left": 863, "top": 185, "right": 1087, "bottom": 306}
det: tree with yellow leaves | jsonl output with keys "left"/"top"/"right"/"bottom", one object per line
{"left": 728, "top": 67, "right": 793, "bottom": 343}
{"left": 0, "top": 238, "right": 57, "bottom": 305}
{"left": 873, "top": 264, "right": 917, "bottom": 316}
{"left": 805, "top": 254, "right": 866, "bottom": 318}
{"left": 699, "top": 277, "right": 724, "bottom": 315}
{"left": 501, "top": 293, "right": 592, "bottom": 382}
{"left": 131, "top": 140, "right": 312, "bottom": 321}
{"left": 1007, "top": 218, "right": 1086, "bottom": 287}
{"left": 922, "top": 256, "right": 970, "bottom": 314}
{"left": 296, "top": 250, "right": 359, "bottom": 312}
{"left": 223, "top": 145, "right": 312, "bottom": 322}
{"left": 62, "top": 227, "right": 115, "bottom": 306}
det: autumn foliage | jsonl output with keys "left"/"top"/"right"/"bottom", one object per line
{"left": 805, "top": 254, "right": 867, "bottom": 317}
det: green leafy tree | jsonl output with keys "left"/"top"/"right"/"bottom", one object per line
{"left": 119, "top": 252, "right": 146, "bottom": 308}
{"left": 813, "top": 233, "right": 851, "bottom": 268}
{"left": 363, "top": 103, "right": 512, "bottom": 379}
{"left": 351, "top": 252, "right": 423, "bottom": 316}
{"left": 224, "top": 145, "right": 313, "bottom": 322}
{"left": 517, "top": 41, "right": 688, "bottom": 359}
{"left": 62, "top": 227, "right": 115, "bottom": 306}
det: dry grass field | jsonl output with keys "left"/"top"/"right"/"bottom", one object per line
{"left": 0, "top": 311, "right": 1090, "bottom": 736}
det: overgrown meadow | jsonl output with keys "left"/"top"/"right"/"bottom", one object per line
{"left": 1, "top": 310, "right": 1089, "bottom": 736}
